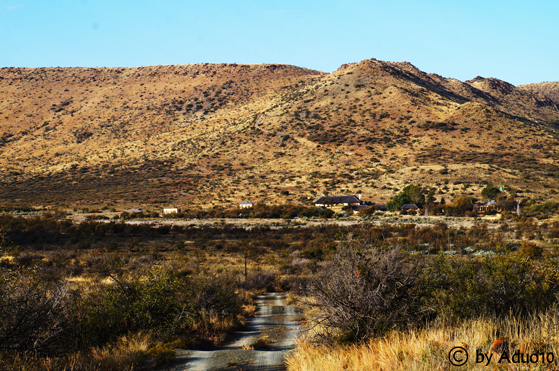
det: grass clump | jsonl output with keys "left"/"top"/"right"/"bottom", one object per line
{"left": 287, "top": 312, "right": 559, "bottom": 370}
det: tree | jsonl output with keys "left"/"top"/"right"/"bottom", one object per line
{"left": 453, "top": 196, "right": 476, "bottom": 213}
{"left": 402, "top": 185, "right": 426, "bottom": 207}
{"left": 386, "top": 184, "right": 425, "bottom": 211}
{"left": 481, "top": 185, "right": 501, "bottom": 201}
{"left": 386, "top": 192, "right": 411, "bottom": 211}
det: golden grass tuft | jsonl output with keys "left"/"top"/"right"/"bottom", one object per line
{"left": 90, "top": 332, "right": 153, "bottom": 370}
{"left": 287, "top": 312, "right": 559, "bottom": 370}
{"left": 0, "top": 332, "right": 154, "bottom": 371}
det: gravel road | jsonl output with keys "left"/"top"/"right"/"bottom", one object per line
{"left": 163, "top": 292, "right": 302, "bottom": 371}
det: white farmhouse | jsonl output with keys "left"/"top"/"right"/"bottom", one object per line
{"left": 163, "top": 208, "right": 181, "bottom": 215}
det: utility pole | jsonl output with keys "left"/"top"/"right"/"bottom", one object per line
{"left": 244, "top": 252, "right": 247, "bottom": 281}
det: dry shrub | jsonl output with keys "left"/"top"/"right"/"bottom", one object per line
{"left": 253, "top": 335, "right": 271, "bottom": 350}
{"left": 14, "top": 252, "right": 43, "bottom": 267}
{"left": 236, "top": 271, "right": 277, "bottom": 291}
{"left": 306, "top": 245, "right": 427, "bottom": 344}
{"left": 277, "top": 275, "right": 309, "bottom": 295}
{"left": 519, "top": 241, "right": 544, "bottom": 258}
{"left": 243, "top": 304, "right": 256, "bottom": 317}
{"left": 0, "top": 269, "right": 74, "bottom": 355}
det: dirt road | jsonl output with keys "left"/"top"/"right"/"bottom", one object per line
{"left": 164, "top": 292, "right": 302, "bottom": 371}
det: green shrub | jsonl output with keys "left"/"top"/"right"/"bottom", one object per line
{"left": 73, "top": 269, "right": 193, "bottom": 349}
{"left": 424, "top": 255, "right": 557, "bottom": 319}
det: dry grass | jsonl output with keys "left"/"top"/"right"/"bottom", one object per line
{"left": 1, "top": 332, "right": 154, "bottom": 371}
{"left": 287, "top": 312, "right": 559, "bottom": 371}
{"left": 90, "top": 332, "right": 153, "bottom": 370}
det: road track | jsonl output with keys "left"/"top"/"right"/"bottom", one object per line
{"left": 164, "top": 292, "right": 302, "bottom": 371}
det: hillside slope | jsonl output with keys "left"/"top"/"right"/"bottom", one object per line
{"left": 1, "top": 60, "right": 559, "bottom": 209}
{"left": 518, "top": 81, "right": 559, "bottom": 106}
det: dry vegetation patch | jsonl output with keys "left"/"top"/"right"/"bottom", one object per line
{"left": 288, "top": 312, "right": 559, "bottom": 371}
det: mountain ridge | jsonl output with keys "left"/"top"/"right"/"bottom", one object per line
{"left": 1, "top": 59, "right": 559, "bottom": 208}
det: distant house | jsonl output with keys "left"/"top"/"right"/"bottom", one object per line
{"left": 163, "top": 208, "right": 181, "bottom": 215}
{"left": 373, "top": 203, "right": 387, "bottom": 211}
{"left": 125, "top": 208, "right": 142, "bottom": 214}
{"left": 473, "top": 200, "right": 496, "bottom": 213}
{"left": 239, "top": 201, "right": 254, "bottom": 209}
{"left": 315, "top": 194, "right": 362, "bottom": 208}
{"left": 401, "top": 204, "right": 419, "bottom": 211}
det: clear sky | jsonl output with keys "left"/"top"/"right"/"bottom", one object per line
{"left": 1, "top": 0, "right": 557, "bottom": 85}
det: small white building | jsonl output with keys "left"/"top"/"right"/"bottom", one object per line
{"left": 239, "top": 201, "right": 254, "bottom": 209}
{"left": 163, "top": 208, "right": 181, "bottom": 215}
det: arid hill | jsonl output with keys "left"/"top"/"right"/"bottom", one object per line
{"left": 1, "top": 59, "right": 559, "bottom": 209}
{"left": 518, "top": 81, "right": 559, "bottom": 106}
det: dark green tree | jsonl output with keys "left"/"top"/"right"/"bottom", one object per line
{"left": 386, "top": 193, "right": 412, "bottom": 212}
{"left": 481, "top": 185, "right": 501, "bottom": 201}
{"left": 386, "top": 184, "right": 425, "bottom": 211}
{"left": 402, "top": 185, "right": 426, "bottom": 207}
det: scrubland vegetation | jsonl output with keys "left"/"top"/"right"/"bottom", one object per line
{"left": 3, "top": 55, "right": 559, "bottom": 371}
{"left": 3, "top": 208, "right": 559, "bottom": 369}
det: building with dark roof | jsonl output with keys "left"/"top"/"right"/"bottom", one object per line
{"left": 473, "top": 200, "right": 496, "bottom": 212}
{"left": 315, "top": 194, "right": 362, "bottom": 208}
{"left": 373, "top": 203, "right": 387, "bottom": 211}
{"left": 401, "top": 204, "right": 419, "bottom": 210}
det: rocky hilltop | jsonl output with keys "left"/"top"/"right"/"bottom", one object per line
{"left": 1, "top": 60, "right": 559, "bottom": 208}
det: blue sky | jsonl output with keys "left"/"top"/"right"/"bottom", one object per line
{"left": 1, "top": 0, "right": 557, "bottom": 85}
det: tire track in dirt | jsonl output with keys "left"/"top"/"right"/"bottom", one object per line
{"left": 165, "top": 292, "right": 302, "bottom": 371}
